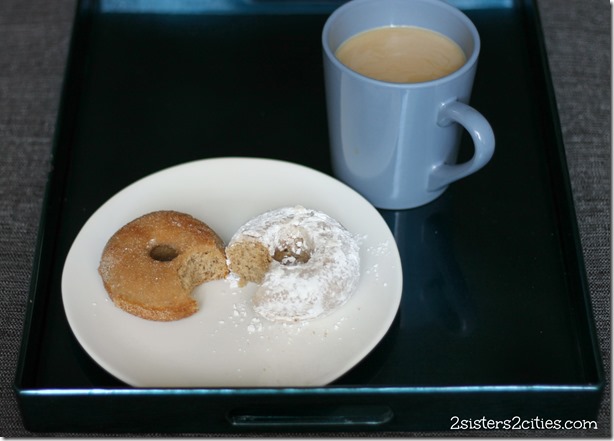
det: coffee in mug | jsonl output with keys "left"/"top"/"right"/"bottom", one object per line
{"left": 335, "top": 25, "right": 467, "bottom": 83}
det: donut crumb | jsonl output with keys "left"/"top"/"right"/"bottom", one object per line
{"left": 178, "top": 251, "right": 229, "bottom": 290}
{"left": 226, "top": 241, "right": 271, "bottom": 287}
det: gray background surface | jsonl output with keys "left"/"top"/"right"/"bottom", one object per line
{"left": 0, "top": 0, "right": 610, "bottom": 436}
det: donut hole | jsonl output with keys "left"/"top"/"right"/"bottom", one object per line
{"left": 150, "top": 244, "right": 179, "bottom": 262}
{"left": 273, "top": 237, "right": 311, "bottom": 265}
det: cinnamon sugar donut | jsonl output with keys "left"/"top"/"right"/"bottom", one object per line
{"left": 99, "top": 210, "right": 228, "bottom": 321}
{"left": 226, "top": 206, "right": 360, "bottom": 322}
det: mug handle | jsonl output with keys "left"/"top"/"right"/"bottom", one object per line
{"left": 427, "top": 100, "right": 495, "bottom": 191}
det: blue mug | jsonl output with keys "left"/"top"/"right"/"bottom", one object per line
{"left": 322, "top": 0, "right": 495, "bottom": 209}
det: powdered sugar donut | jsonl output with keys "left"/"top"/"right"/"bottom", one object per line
{"left": 226, "top": 206, "right": 360, "bottom": 322}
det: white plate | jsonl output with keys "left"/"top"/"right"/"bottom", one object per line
{"left": 62, "top": 157, "right": 402, "bottom": 387}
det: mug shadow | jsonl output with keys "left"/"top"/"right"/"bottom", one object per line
{"left": 381, "top": 193, "right": 477, "bottom": 337}
{"left": 336, "top": 192, "right": 478, "bottom": 384}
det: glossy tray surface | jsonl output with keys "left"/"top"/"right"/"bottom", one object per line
{"left": 15, "top": 0, "right": 603, "bottom": 433}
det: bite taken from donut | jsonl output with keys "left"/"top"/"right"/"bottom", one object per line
{"left": 226, "top": 206, "right": 361, "bottom": 323}
{"left": 98, "top": 210, "right": 229, "bottom": 321}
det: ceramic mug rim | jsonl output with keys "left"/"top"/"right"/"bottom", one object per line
{"left": 322, "top": 0, "right": 481, "bottom": 89}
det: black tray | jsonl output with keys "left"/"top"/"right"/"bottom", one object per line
{"left": 15, "top": 0, "right": 603, "bottom": 433}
